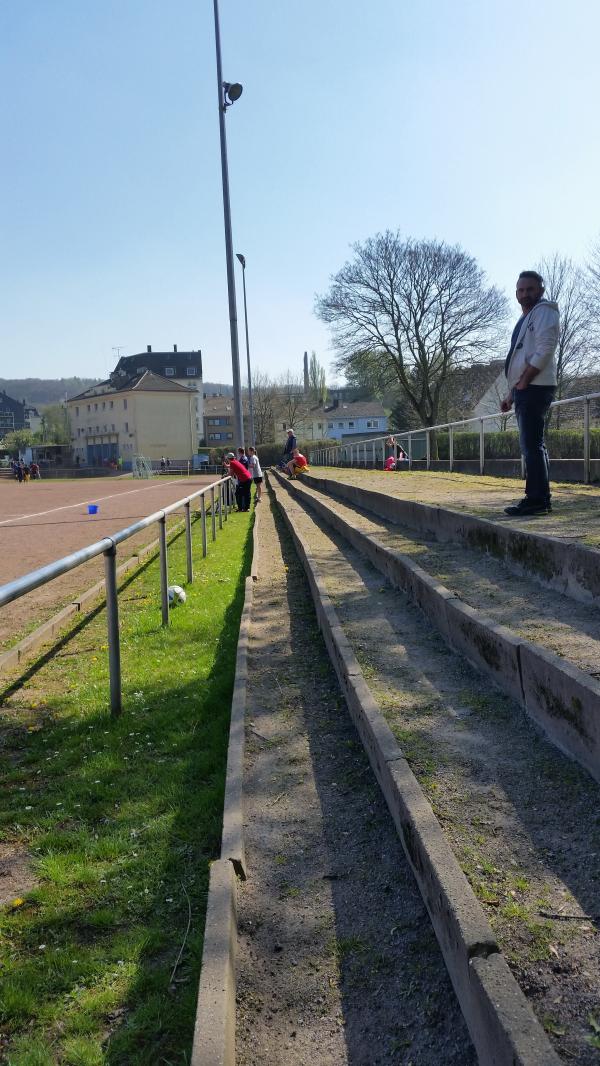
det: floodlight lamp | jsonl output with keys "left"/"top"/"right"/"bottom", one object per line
{"left": 236, "top": 253, "right": 246, "bottom": 268}
{"left": 224, "top": 82, "right": 243, "bottom": 104}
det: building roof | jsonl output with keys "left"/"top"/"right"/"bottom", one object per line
{"left": 317, "top": 400, "right": 386, "bottom": 419}
{"left": 68, "top": 370, "right": 193, "bottom": 402}
{"left": 114, "top": 349, "right": 202, "bottom": 380}
{"left": 203, "top": 395, "right": 235, "bottom": 418}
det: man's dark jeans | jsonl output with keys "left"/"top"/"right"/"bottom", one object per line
{"left": 513, "top": 384, "right": 556, "bottom": 504}
{"left": 235, "top": 480, "right": 251, "bottom": 512}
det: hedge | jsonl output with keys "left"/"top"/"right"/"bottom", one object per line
{"left": 434, "top": 429, "right": 600, "bottom": 460}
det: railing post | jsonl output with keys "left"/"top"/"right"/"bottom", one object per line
{"left": 449, "top": 424, "right": 454, "bottom": 472}
{"left": 218, "top": 484, "right": 223, "bottom": 529}
{"left": 408, "top": 434, "right": 412, "bottom": 470}
{"left": 426, "top": 431, "right": 431, "bottom": 470}
{"left": 159, "top": 516, "right": 169, "bottom": 626}
{"left": 584, "top": 397, "right": 591, "bottom": 484}
{"left": 223, "top": 480, "right": 228, "bottom": 521}
{"left": 372, "top": 441, "right": 376, "bottom": 468}
{"left": 479, "top": 418, "right": 485, "bottom": 476}
{"left": 104, "top": 545, "right": 122, "bottom": 717}
{"left": 211, "top": 486, "right": 216, "bottom": 541}
{"left": 201, "top": 493, "right": 207, "bottom": 557}
{"left": 185, "top": 501, "right": 193, "bottom": 583}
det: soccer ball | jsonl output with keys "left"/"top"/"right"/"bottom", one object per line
{"left": 167, "top": 585, "right": 187, "bottom": 605}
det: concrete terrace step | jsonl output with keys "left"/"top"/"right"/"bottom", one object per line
{"left": 275, "top": 470, "right": 600, "bottom": 787}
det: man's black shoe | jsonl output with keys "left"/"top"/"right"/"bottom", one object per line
{"left": 504, "top": 498, "right": 549, "bottom": 516}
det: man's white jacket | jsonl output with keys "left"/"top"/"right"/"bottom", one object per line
{"left": 506, "top": 299, "right": 560, "bottom": 391}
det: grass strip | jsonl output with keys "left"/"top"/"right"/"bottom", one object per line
{"left": 0, "top": 509, "right": 252, "bottom": 1065}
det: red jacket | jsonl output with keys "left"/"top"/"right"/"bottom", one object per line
{"left": 228, "top": 458, "right": 251, "bottom": 482}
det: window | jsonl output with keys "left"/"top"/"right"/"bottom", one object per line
{"left": 123, "top": 399, "right": 128, "bottom": 410}
{"left": 211, "top": 433, "right": 222, "bottom": 441}
{"left": 75, "top": 406, "right": 79, "bottom": 417}
{"left": 96, "top": 426, "right": 99, "bottom": 432}
{"left": 366, "top": 419, "right": 380, "bottom": 429}
{"left": 328, "top": 422, "right": 333, "bottom": 429}
{"left": 348, "top": 421, "right": 354, "bottom": 428}
{"left": 102, "top": 402, "right": 106, "bottom": 410}
{"left": 338, "top": 422, "right": 343, "bottom": 427}
{"left": 227, "top": 433, "right": 233, "bottom": 440}
{"left": 111, "top": 424, "right": 115, "bottom": 431}
{"left": 124, "top": 422, "right": 129, "bottom": 432}
{"left": 186, "top": 367, "right": 197, "bottom": 376}
{"left": 164, "top": 367, "right": 175, "bottom": 376}
{"left": 103, "top": 424, "right": 107, "bottom": 432}
{"left": 208, "top": 418, "right": 222, "bottom": 426}
{"left": 281, "top": 423, "right": 286, "bottom": 431}
{"left": 87, "top": 404, "right": 91, "bottom": 412}
{"left": 94, "top": 403, "right": 98, "bottom": 411}
{"left": 136, "top": 367, "right": 146, "bottom": 374}
{"left": 317, "top": 423, "right": 322, "bottom": 430}
{"left": 109, "top": 400, "right": 113, "bottom": 409}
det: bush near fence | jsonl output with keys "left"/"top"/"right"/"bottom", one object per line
{"left": 433, "top": 429, "right": 600, "bottom": 461}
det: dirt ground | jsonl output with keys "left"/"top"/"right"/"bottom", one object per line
{"left": 313, "top": 468, "right": 600, "bottom": 547}
{"left": 280, "top": 476, "right": 600, "bottom": 1063}
{"left": 0, "top": 475, "right": 218, "bottom": 649}
{"left": 236, "top": 488, "right": 475, "bottom": 1065}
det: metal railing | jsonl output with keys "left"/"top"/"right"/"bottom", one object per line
{"left": 0, "top": 477, "right": 233, "bottom": 716}
{"left": 309, "top": 391, "right": 600, "bottom": 485}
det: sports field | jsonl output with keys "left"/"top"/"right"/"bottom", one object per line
{"left": 0, "top": 475, "right": 218, "bottom": 649}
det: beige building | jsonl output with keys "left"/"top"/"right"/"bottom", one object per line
{"left": 67, "top": 371, "right": 196, "bottom": 468}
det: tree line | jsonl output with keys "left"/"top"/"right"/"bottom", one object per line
{"left": 315, "top": 231, "right": 600, "bottom": 432}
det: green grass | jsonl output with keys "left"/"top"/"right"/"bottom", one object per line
{"left": 0, "top": 510, "right": 252, "bottom": 1064}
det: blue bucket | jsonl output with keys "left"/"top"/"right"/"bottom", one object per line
{"left": 87, "top": 504, "right": 99, "bottom": 515}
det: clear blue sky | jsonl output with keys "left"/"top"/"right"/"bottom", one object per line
{"left": 1, "top": 0, "right": 598, "bottom": 386}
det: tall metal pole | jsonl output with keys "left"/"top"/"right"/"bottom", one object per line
{"left": 237, "top": 255, "right": 255, "bottom": 445}
{"left": 213, "top": 0, "right": 244, "bottom": 446}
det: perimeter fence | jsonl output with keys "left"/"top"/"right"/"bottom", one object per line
{"left": 309, "top": 391, "right": 600, "bottom": 484}
{"left": 0, "top": 477, "right": 233, "bottom": 716}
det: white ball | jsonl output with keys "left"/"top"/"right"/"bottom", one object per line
{"left": 167, "top": 585, "right": 187, "bottom": 605}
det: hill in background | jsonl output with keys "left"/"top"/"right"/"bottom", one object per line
{"left": 0, "top": 377, "right": 102, "bottom": 406}
{"left": 1, "top": 378, "right": 234, "bottom": 407}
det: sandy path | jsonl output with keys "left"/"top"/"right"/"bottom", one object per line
{"left": 235, "top": 487, "right": 474, "bottom": 1065}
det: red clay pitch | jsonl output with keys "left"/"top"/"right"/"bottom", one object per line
{"left": 0, "top": 474, "right": 219, "bottom": 649}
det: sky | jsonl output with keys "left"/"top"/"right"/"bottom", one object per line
{"left": 1, "top": 0, "right": 599, "bottom": 387}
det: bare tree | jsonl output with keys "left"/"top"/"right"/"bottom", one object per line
{"left": 585, "top": 236, "right": 600, "bottom": 349}
{"left": 537, "top": 254, "right": 595, "bottom": 425}
{"left": 316, "top": 232, "right": 508, "bottom": 430}
{"left": 275, "top": 372, "right": 309, "bottom": 430}
{"left": 251, "top": 370, "right": 277, "bottom": 444}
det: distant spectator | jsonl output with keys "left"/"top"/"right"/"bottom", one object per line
{"left": 224, "top": 451, "right": 252, "bottom": 512}
{"left": 237, "top": 446, "right": 250, "bottom": 469}
{"left": 283, "top": 429, "right": 297, "bottom": 461}
{"left": 286, "top": 447, "right": 308, "bottom": 479}
{"left": 247, "top": 446, "right": 263, "bottom": 502}
{"left": 384, "top": 455, "right": 396, "bottom": 471}
{"left": 165, "top": 457, "right": 171, "bottom": 470}
{"left": 16, "top": 461, "right": 24, "bottom": 484}
{"left": 30, "top": 461, "right": 40, "bottom": 479}
{"left": 397, "top": 446, "right": 407, "bottom": 462}
{"left": 160, "top": 456, "right": 166, "bottom": 472}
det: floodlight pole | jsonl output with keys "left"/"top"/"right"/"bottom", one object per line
{"left": 213, "top": 0, "right": 244, "bottom": 447}
{"left": 236, "top": 253, "right": 255, "bottom": 445}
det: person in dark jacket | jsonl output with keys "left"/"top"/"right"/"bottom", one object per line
{"left": 283, "top": 429, "right": 297, "bottom": 459}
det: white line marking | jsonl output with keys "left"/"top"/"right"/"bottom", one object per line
{"left": 0, "top": 479, "right": 199, "bottom": 527}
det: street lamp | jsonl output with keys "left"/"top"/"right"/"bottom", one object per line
{"left": 212, "top": 0, "right": 244, "bottom": 446}
{"left": 236, "top": 253, "right": 255, "bottom": 445}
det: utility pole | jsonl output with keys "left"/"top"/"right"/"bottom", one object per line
{"left": 212, "top": 0, "right": 244, "bottom": 446}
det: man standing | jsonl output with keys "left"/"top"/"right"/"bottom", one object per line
{"left": 283, "top": 428, "right": 297, "bottom": 462}
{"left": 501, "top": 271, "right": 559, "bottom": 516}
{"left": 224, "top": 451, "right": 252, "bottom": 512}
